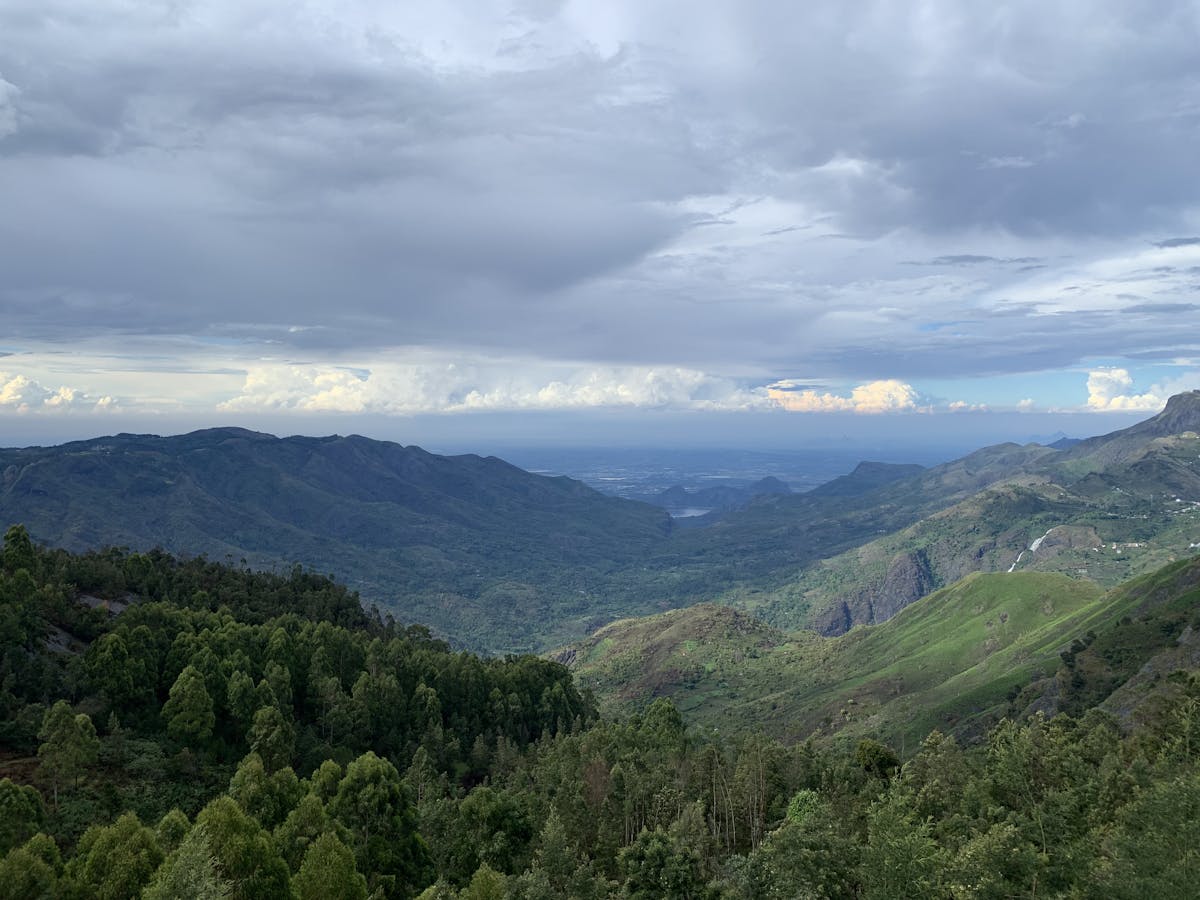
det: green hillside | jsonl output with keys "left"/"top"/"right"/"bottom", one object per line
{"left": 564, "top": 566, "right": 1200, "bottom": 751}
{"left": 569, "top": 552, "right": 1200, "bottom": 753}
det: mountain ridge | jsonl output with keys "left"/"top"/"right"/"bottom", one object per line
{"left": 722, "top": 393, "right": 1200, "bottom": 634}
{"left": 1, "top": 428, "right": 675, "bottom": 652}
{"left": 4, "top": 393, "right": 1200, "bottom": 653}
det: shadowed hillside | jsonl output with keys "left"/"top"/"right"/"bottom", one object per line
{"left": 0, "top": 428, "right": 673, "bottom": 652}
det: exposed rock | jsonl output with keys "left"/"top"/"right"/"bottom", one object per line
{"left": 872, "top": 549, "right": 936, "bottom": 622}
{"left": 815, "top": 549, "right": 935, "bottom": 635}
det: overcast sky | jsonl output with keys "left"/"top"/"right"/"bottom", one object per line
{"left": 2, "top": 1, "right": 1198, "bottom": 449}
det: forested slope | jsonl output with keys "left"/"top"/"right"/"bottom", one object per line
{"left": 0, "top": 428, "right": 672, "bottom": 653}
{"left": 3, "top": 526, "right": 1200, "bottom": 897}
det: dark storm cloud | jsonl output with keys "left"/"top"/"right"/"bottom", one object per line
{"left": 0, "top": 1, "right": 714, "bottom": 350}
{"left": 0, "top": 0, "right": 1199, "bottom": 401}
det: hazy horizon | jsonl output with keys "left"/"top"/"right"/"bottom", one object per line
{"left": 0, "top": 406, "right": 1149, "bottom": 460}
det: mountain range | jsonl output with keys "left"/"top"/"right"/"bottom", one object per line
{"left": 0, "top": 428, "right": 670, "bottom": 651}
{"left": 2, "top": 391, "right": 1199, "bottom": 656}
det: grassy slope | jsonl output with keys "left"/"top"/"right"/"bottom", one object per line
{"left": 567, "top": 571, "right": 1121, "bottom": 751}
{"left": 1012, "top": 554, "right": 1200, "bottom": 724}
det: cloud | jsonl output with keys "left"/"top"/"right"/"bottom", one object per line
{"left": 0, "top": 372, "right": 115, "bottom": 413}
{"left": 0, "top": 77, "right": 18, "bottom": 139}
{"left": 1086, "top": 368, "right": 1164, "bottom": 411}
{"left": 1, "top": 0, "right": 1200, "bottom": 425}
{"left": 908, "top": 255, "right": 1042, "bottom": 267}
{"left": 218, "top": 361, "right": 773, "bottom": 415}
{"left": 766, "top": 379, "right": 920, "bottom": 414}
{"left": 980, "top": 156, "right": 1035, "bottom": 170}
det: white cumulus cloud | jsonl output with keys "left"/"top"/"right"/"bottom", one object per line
{"left": 217, "top": 362, "right": 774, "bottom": 415}
{"left": 1085, "top": 368, "right": 1164, "bottom": 411}
{"left": 765, "top": 378, "right": 921, "bottom": 414}
{"left": 0, "top": 372, "right": 115, "bottom": 413}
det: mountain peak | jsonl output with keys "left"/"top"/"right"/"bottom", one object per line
{"left": 1152, "top": 390, "right": 1200, "bottom": 434}
{"left": 1058, "top": 389, "right": 1200, "bottom": 466}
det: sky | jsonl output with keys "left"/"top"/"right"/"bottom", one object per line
{"left": 2, "top": 1, "right": 1199, "bottom": 451}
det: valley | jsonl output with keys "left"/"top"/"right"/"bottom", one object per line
{"left": 2, "top": 394, "right": 1199, "bottom": 658}
{"left": 2, "top": 396, "right": 1199, "bottom": 899}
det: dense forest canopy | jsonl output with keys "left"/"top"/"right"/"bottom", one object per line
{"left": 2, "top": 524, "right": 1199, "bottom": 897}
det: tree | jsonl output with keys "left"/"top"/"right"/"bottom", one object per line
{"left": 228, "top": 753, "right": 302, "bottom": 831}
{"left": 530, "top": 809, "right": 575, "bottom": 892}
{"left": 749, "top": 798, "right": 860, "bottom": 899}
{"left": 155, "top": 810, "right": 191, "bottom": 857}
{"left": 2, "top": 524, "right": 36, "bottom": 575}
{"left": 262, "top": 661, "right": 294, "bottom": 715}
{"left": 63, "top": 811, "right": 163, "bottom": 900}
{"left": 460, "top": 863, "right": 507, "bottom": 900}
{"left": 143, "top": 823, "right": 232, "bottom": 900}
{"left": 86, "top": 634, "right": 136, "bottom": 712}
{"left": 785, "top": 789, "right": 822, "bottom": 826}
{"left": 0, "top": 777, "right": 44, "bottom": 855}
{"left": 37, "top": 701, "right": 99, "bottom": 807}
{"left": 403, "top": 746, "right": 445, "bottom": 809}
{"left": 453, "top": 786, "right": 534, "bottom": 877}
{"left": 163, "top": 665, "right": 216, "bottom": 744}
{"left": 894, "top": 730, "right": 973, "bottom": 839}
{"left": 309, "top": 759, "right": 343, "bottom": 804}
{"left": 292, "top": 832, "right": 367, "bottom": 900}
{"left": 0, "top": 832, "right": 61, "bottom": 899}
{"left": 617, "top": 827, "right": 705, "bottom": 900}
{"left": 195, "top": 796, "right": 292, "bottom": 900}
{"left": 1090, "top": 773, "right": 1200, "bottom": 899}
{"left": 859, "top": 792, "right": 947, "bottom": 900}
{"left": 945, "top": 823, "right": 1038, "bottom": 899}
{"left": 248, "top": 706, "right": 294, "bottom": 772}
{"left": 226, "top": 670, "right": 258, "bottom": 732}
{"left": 274, "top": 792, "right": 336, "bottom": 872}
{"left": 855, "top": 739, "right": 900, "bottom": 780}
{"left": 329, "top": 752, "right": 432, "bottom": 898}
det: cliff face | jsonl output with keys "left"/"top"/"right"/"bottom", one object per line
{"left": 814, "top": 549, "right": 935, "bottom": 636}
